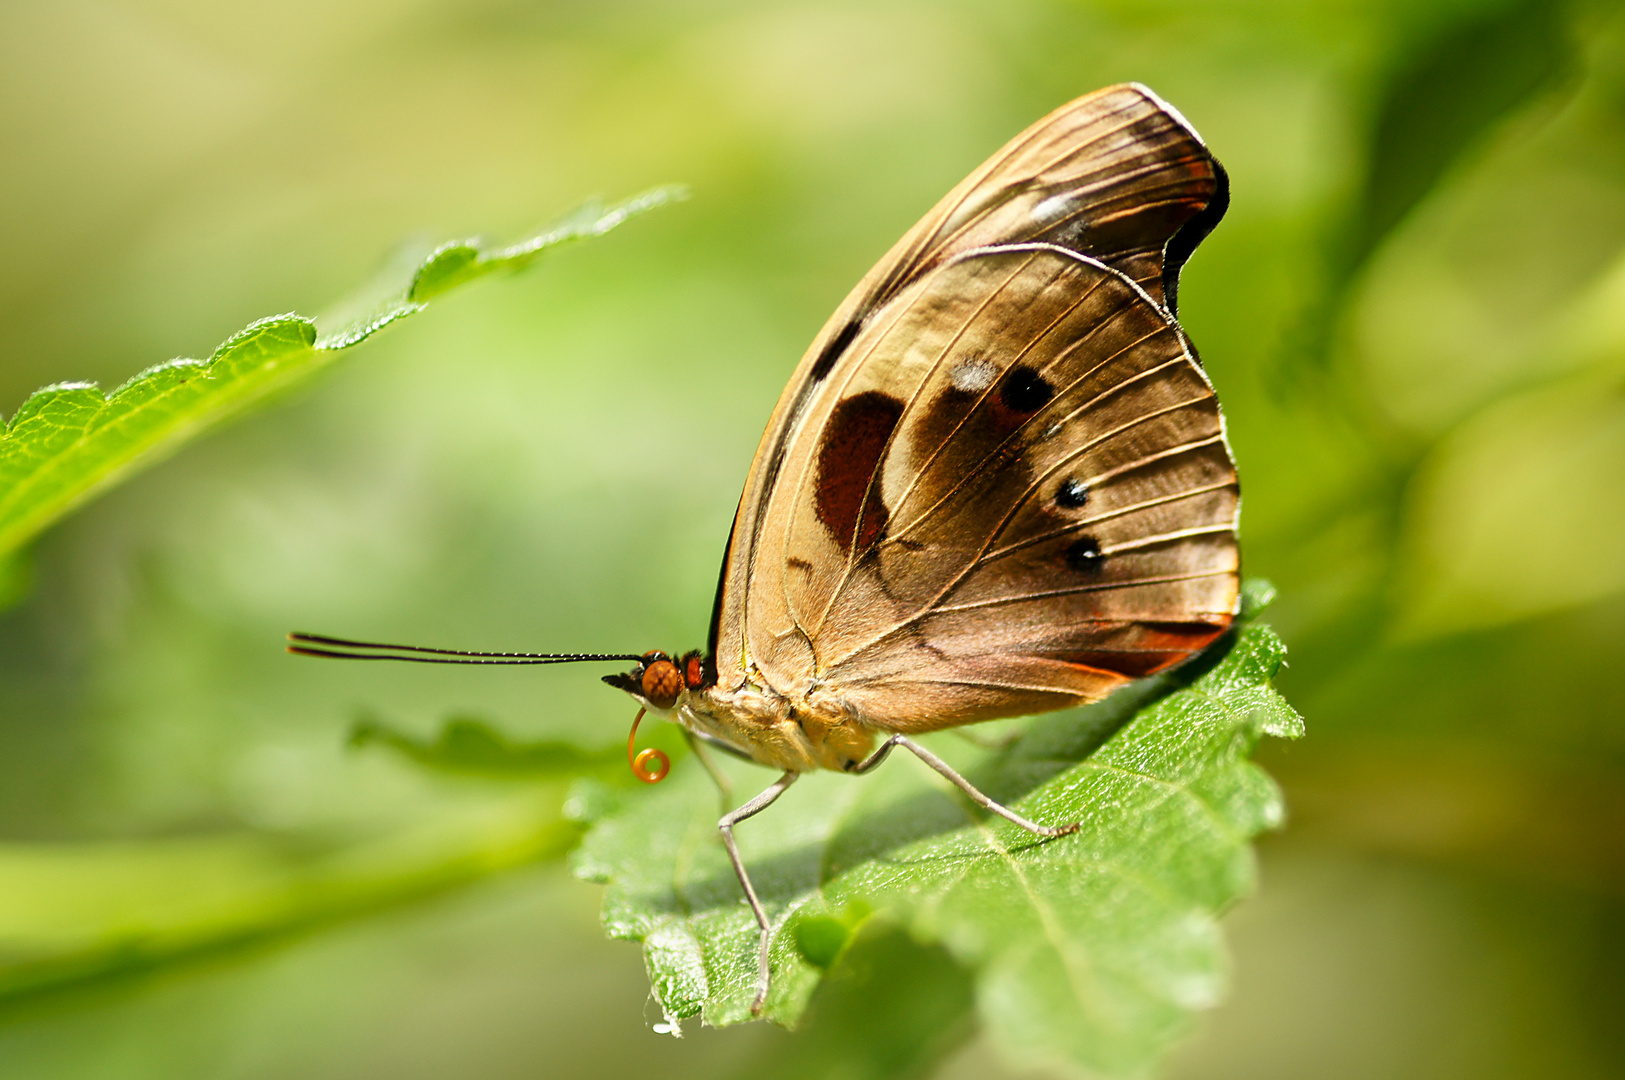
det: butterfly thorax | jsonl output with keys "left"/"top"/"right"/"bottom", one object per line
{"left": 604, "top": 650, "right": 878, "bottom": 774}
{"left": 685, "top": 680, "right": 878, "bottom": 773}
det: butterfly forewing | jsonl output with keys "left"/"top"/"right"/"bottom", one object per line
{"left": 710, "top": 84, "right": 1235, "bottom": 727}
{"left": 835, "top": 82, "right": 1224, "bottom": 324}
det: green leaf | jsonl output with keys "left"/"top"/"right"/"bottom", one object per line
{"left": 571, "top": 604, "right": 1302, "bottom": 1078}
{"left": 0, "top": 792, "right": 578, "bottom": 1006}
{"left": 349, "top": 713, "right": 628, "bottom": 780}
{"left": 721, "top": 922, "right": 979, "bottom": 1080}
{"left": 0, "top": 186, "right": 684, "bottom": 564}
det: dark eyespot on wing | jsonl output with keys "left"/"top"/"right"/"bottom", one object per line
{"left": 810, "top": 318, "right": 864, "bottom": 383}
{"left": 1055, "top": 478, "right": 1090, "bottom": 508}
{"left": 999, "top": 365, "right": 1054, "bottom": 414}
{"left": 1064, "top": 536, "right": 1103, "bottom": 572}
{"left": 815, "top": 390, "right": 905, "bottom": 553}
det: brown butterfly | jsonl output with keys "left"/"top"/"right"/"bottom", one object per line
{"left": 291, "top": 82, "right": 1237, "bottom": 1015}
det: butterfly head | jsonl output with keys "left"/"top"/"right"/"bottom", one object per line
{"left": 602, "top": 649, "right": 710, "bottom": 714}
{"left": 602, "top": 650, "right": 715, "bottom": 783}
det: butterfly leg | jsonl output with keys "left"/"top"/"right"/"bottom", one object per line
{"left": 718, "top": 769, "right": 799, "bottom": 1015}
{"left": 684, "top": 728, "right": 734, "bottom": 812}
{"left": 856, "top": 735, "right": 1079, "bottom": 839}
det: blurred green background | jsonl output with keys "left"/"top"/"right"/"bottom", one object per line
{"left": 3, "top": 0, "right": 1624, "bottom": 1076}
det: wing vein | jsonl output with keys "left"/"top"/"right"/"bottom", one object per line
{"left": 890, "top": 348, "right": 1193, "bottom": 546}
{"left": 819, "top": 352, "right": 1220, "bottom": 672}
{"left": 795, "top": 250, "right": 1054, "bottom": 651}
{"left": 1100, "top": 523, "right": 1236, "bottom": 555}
{"left": 932, "top": 567, "right": 1235, "bottom": 613}
{"left": 983, "top": 473, "right": 1236, "bottom": 561}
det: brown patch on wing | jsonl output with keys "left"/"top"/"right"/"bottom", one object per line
{"left": 815, "top": 391, "right": 904, "bottom": 553}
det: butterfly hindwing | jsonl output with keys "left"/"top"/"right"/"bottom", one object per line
{"left": 742, "top": 245, "right": 1237, "bottom": 728}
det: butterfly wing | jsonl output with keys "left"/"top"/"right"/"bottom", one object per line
{"left": 846, "top": 82, "right": 1226, "bottom": 317}
{"left": 710, "top": 85, "right": 1234, "bottom": 725}
{"left": 743, "top": 243, "right": 1237, "bottom": 727}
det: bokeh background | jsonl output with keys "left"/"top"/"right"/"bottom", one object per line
{"left": 3, "top": 0, "right": 1624, "bottom": 1077}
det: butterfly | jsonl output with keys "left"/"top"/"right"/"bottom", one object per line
{"left": 291, "top": 82, "right": 1238, "bottom": 1016}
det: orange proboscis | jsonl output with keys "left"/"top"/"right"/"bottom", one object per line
{"left": 626, "top": 707, "right": 670, "bottom": 784}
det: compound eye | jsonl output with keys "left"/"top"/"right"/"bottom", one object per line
{"left": 640, "top": 659, "right": 682, "bottom": 709}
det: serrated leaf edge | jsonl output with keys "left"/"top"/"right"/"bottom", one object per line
{"left": 0, "top": 186, "right": 685, "bottom": 559}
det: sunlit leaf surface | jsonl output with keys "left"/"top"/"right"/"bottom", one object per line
{"left": 574, "top": 611, "right": 1300, "bottom": 1077}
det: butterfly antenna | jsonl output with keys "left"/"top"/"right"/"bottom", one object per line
{"left": 287, "top": 632, "right": 643, "bottom": 667}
